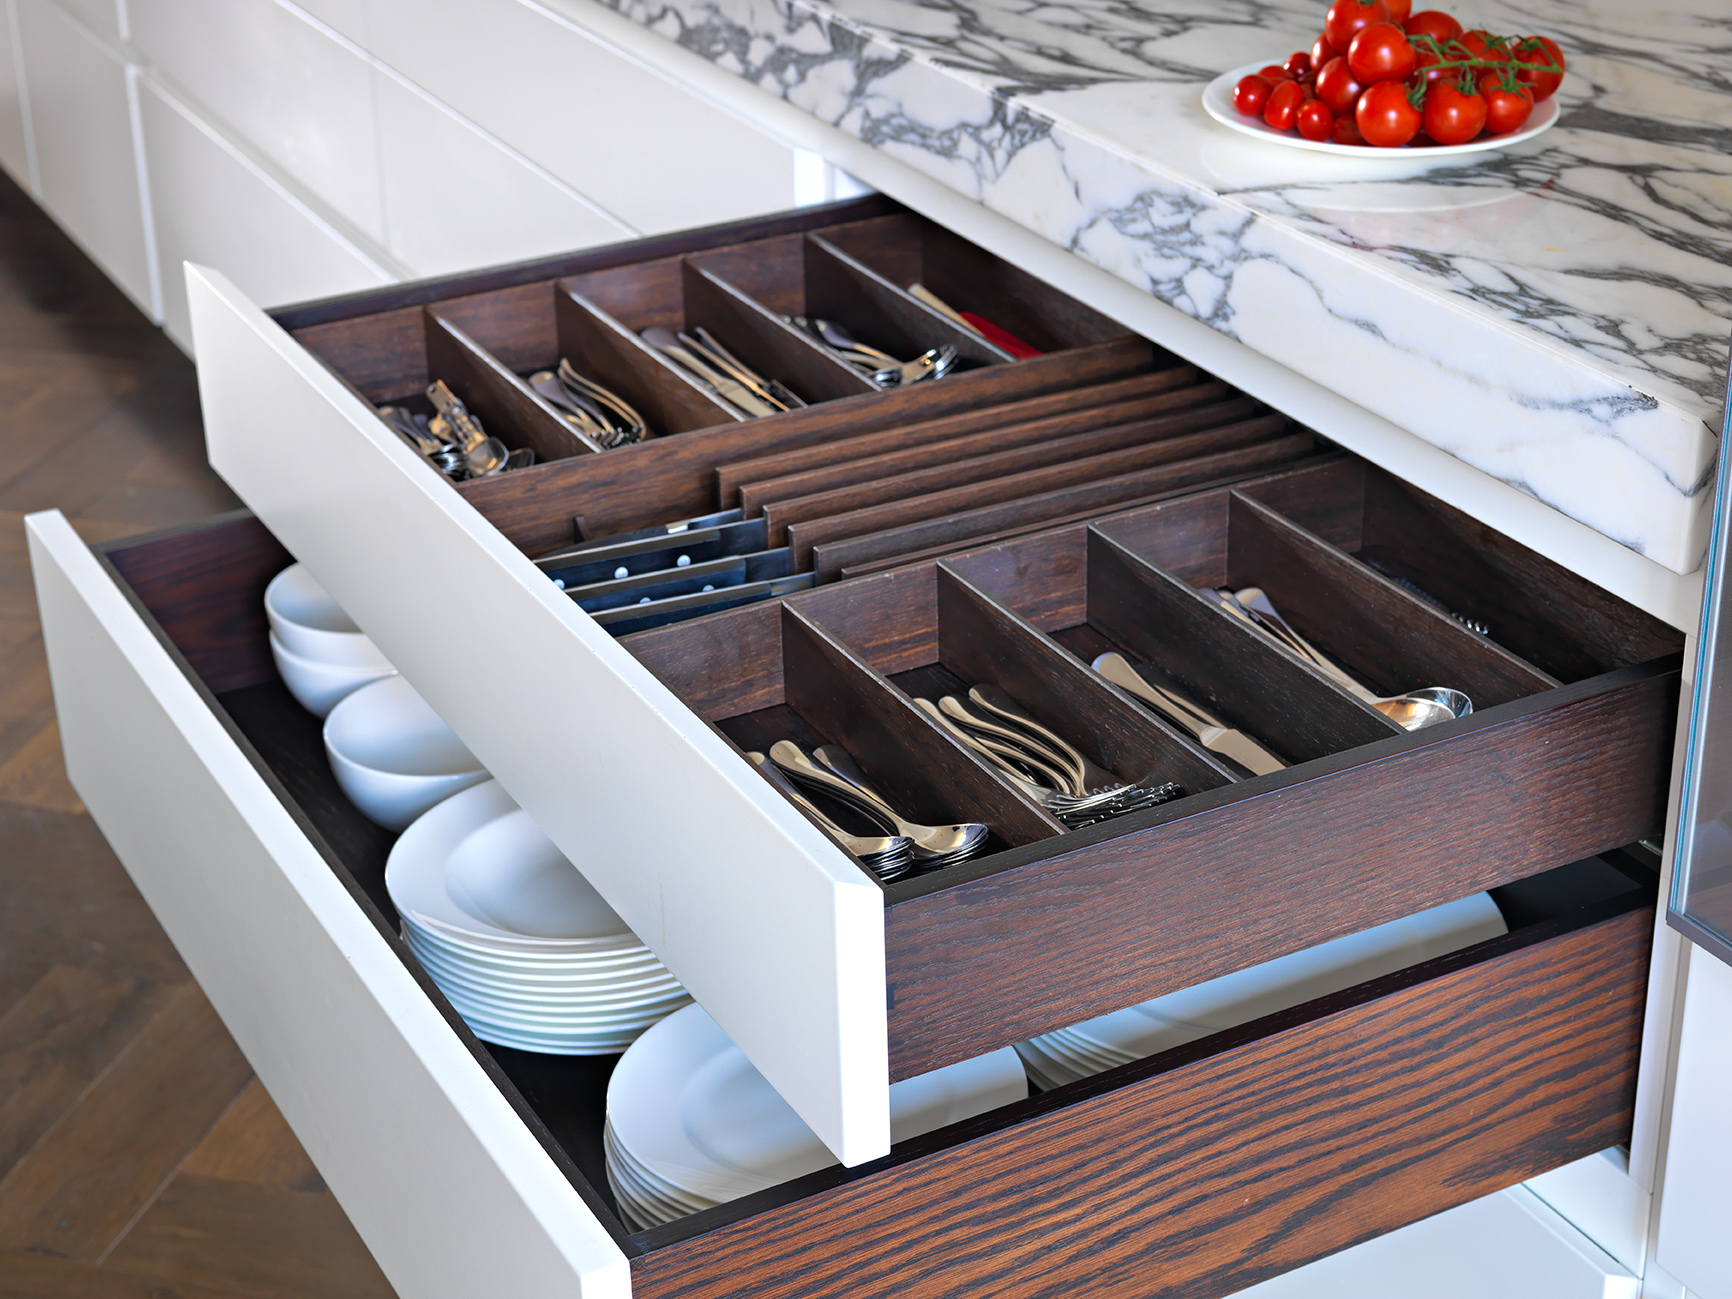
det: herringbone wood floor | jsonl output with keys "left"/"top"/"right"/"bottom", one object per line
{"left": 0, "top": 170, "right": 397, "bottom": 1296}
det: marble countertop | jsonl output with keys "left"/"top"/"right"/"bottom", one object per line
{"left": 597, "top": 0, "right": 1731, "bottom": 574}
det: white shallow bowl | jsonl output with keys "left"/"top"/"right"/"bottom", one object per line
{"left": 607, "top": 1005, "right": 1027, "bottom": 1207}
{"left": 264, "top": 563, "right": 393, "bottom": 669}
{"left": 325, "top": 676, "right": 488, "bottom": 830}
{"left": 270, "top": 632, "right": 396, "bottom": 718}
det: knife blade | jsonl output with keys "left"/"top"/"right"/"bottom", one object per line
{"left": 1092, "top": 653, "right": 1286, "bottom": 777}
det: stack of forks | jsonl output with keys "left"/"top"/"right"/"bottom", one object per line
{"left": 917, "top": 685, "right": 1182, "bottom": 829}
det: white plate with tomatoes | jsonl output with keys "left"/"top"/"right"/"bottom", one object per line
{"left": 1202, "top": 59, "right": 1558, "bottom": 157}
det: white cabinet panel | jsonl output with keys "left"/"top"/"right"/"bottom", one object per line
{"left": 372, "top": 64, "right": 633, "bottom": 278}
{"left": 1656, "top": 943, "right": 1732, "bottom": 1299}
{"left": 14, "top": 0, "right": 154, "bottom": 316}
{"left": 0, "top": 0, "right": 31, "bottom": 188}
{"left": 138, "top": 76, "right": 390, "bottom": 351}
{"left": 53, "top": 0, "right": 120, "bottom": 39}
{"left": 290, "top": 0, "right": 366, "bottom": 45}
{"left": 366, "top": 0, "right": 801, "bottom": 235}
{"left": 128, "top": 0, "right": 384, "bottom": 243}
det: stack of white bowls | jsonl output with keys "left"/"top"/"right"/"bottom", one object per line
{"left": 387, "top": 780, "right": 689, "bottom": 1054}
{"left": 1017, "top": 892, "right": 1508, "bottom": 1090}
{"left": 324, "top": 675, "right": 489, "bottom": 830}
{"left": 265, "top": 563, "right": 396, "bottom": 716}
{"left": 605, "top": 1004, "right": 1028, "bottom": 1230}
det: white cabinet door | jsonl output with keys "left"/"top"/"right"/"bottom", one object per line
{"left": 0, "top": 0, "right": 31, "bottom": 187}
{"left": 366, "top": 0, "right": 802, "bottom": 236}
{"left": 14, "top": 0, "right": 155, "bottom": 316}
{"left": 128, "top": 0, "right": 386, "bottom": 245}
{"left": 137, "top": 75, "right": 392, "bottom": 350}
{"left": 26, "top": 507, "right": 630, "bottom": 1299}
{"left": 372, "top": 61, "right": 635, "bottom": 277}
{"left": 1656, "top": 943, "right": 1732, "bottom": 1299}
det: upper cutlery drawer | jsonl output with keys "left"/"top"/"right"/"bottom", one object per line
{"left": 185, "top": 196, "right": 1682, "bottom": 1163}
{"left": 34, "top": 500, "right": 1660, "bottom": 1297}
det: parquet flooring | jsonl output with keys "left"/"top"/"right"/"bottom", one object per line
{"left": 0, "top": 169, "right": 397, "bottom": 1296}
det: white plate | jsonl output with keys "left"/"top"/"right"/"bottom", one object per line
{"left": 466, "top": 1023, "right": 643, "bottom": 1055}
{"left": 387, "top": 781, "right": 645, "bottom": 952}
{"left": 605, "top": 1122, "right": 716, "bottom": 1216}
{"left": 608, "top": 1005, "right": 1027, "bottom": 1204}
{"left": 1201, "top": 61, "right": 1560, "bottom": 157}
{"left": 403, "top": 928, "right": 681, "bottom": 995}
{"left": 442, "top": 991, "right": 685, "bottom": 1032}
{"left": 407, "top": 958, "right": 684, "bottom": 1015}
{"left": 404, "top": 922, "right": 665, "bottom": 972}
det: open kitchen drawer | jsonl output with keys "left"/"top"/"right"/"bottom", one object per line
{"left": 182, "top": 197, "right": 1684, "bottom": 1166}
{"left": 30, "top": 502, "right": 1659, "bottom": 1299}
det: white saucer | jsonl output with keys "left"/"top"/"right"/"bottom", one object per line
{"left": 1202, "top": 61, "right": 1559, "bottom": 158}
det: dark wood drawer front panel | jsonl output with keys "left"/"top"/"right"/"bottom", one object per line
{"left": 881, "top": 656, "right": 1676, "bottom": 1076}
{"left": 634, "top": 900, "right": 1649, "bottom": 1299}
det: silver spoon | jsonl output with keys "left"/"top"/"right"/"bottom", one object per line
{"left": 747, "top": 752, "right": 912, "bottom": 878}
{"left": 769, "top": 742, "right": 987, "bottom": 865}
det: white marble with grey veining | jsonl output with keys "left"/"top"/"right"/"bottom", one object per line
{"left": 595, "top": 0, "right": 1732, "bottom": 573}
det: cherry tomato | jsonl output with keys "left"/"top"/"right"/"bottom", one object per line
{"left": 1459, "top": 29, "right": 1511, "bottom": 65}
{"left": 1259, "top": 63, "right": 1292, "bottom": 81}
{"left": 1332, "top": 116, "right": 1368, "bottom": 146}
{"left": 1402, "top": 10, "right": 1462, "bottom": 42}
{"left": 1296, "top": 98, "right": 1335, "bottom": 141}
{"left": 1283, "top": 51, "right": 1313, "bottom": 78}
{"left": 1514, "top": 35, "right": 1566, "bottom": 100}
{"left": 1422, "top": 77, "right": 1488, "bottom": 145}
{"left": 1263, "top": 79, "right": 1309, "bottom": 131}
{"left": 1356, "top": 79, "right": 1421, "bottom": 147}
{"left": 1411, "top": 40, "right": 1449, "bottom": 84}
{"left": 1380, "top": 0, "right": 1411, "bottom": 20}
{"left": 1477, "top": 74, "right": 1535, "bottom": 134}
{"left": 1315, "top": 56, "right": 1366, "bottom": 116}
{"left": 1323, "top": 0, "right": 1390, "bottom": 57}
{"left": 1348, "top": 22, "right": 1416, "bottom": 83}
{"left": 1311, "top": 34, "right": 1339, "bottom": 71}
{"left": 1234, "top": 74, "right": 1274, "bottom": 117}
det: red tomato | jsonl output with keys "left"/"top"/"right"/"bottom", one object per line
{"left": 1284, "top": 50, "right": 1313, "bottom": 78}
{"left": 1459, "top": 29, "right": 1511, "bottom": 64}
{"left": 1478, "top": 74, "right": 1535, "bottom": 134}
{"left": 1348, "top": 22, "right": 1416, "bottom": 83}
{"left": 1311, "top": 34, "right": 1339, "bottom": 71}
{"left": 1381, "top": 0, "right": 1411, "bottom": 20}
{"left": 1514, "top": 35, "right": 1566, "bottom": 100}
{"left": 1323, "top": 0, "right": 1390, "bottom": 56}
{"left": 1356, "top": 80, "right": 1421, "bottom": 147}
{"left": 1422, "top": 78, "right": 1488, "bottom": 145}
{"left": 1263, "top": 79, "right": 1309, "bottom": 131}
{"left": 1234, "top": 74, "right": 1274, "bottom": 117}
{"left": 1296, "top": 98, "right": 1335, "bottom": 141}
{"left": 1259, "top": 63, "right": 1292, "bottom": 80}
{"left": 1332, "top": 116, "right": 1367, "bottom": 145}
{"left": 1412, "top": 41, "right": 1449, "bottom": 84}
{"left": 1402, "top": 10, "right": 1462, "bottom": 42}
{"left": 1315, "top": 56, "right": 1366, "bottom": 116}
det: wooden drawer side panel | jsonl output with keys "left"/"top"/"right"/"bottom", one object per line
{"left": 633, "top": 905, "right": 1650, "bottom": 1299}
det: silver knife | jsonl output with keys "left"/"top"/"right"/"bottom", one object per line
{"left": 641, "top": 328, "right": 778, "bottom": 417}
{"left": 1092, "top": 653, "right": 1286, "bottom": 777}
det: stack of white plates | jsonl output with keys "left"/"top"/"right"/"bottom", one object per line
{"left": 605, "top": 1004, "right": 1028, "bottom": 1230}
{"left": 1017, "top": 892, "right": 1509, "bottom": 1090}
{"left": 387, "top": 780, "right": 689, "bottom": 1054}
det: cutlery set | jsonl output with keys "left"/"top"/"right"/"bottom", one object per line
{"left": 528, "top": 359, "right": 649, "bottom": 449}
{"left": 380, "top": 381, "right": 535, "bottom": 481}
{"left": 786, "top": 315, "right": 959, "bottom": 388}
{"left": 643, "top": 325, "right": 809, "bottom": 418}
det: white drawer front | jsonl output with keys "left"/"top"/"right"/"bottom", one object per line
{"left": 27, "top": 508, "right": 629, "bottom": 1299}
{"left": 138, "top": 74, "right": 392, "bottom": 351}
{"left": 365, "top": 0, "right": 802, "bottom": 235}
{"left": 187, "top": 264, "right": 891, "bottom": 1166}
{"left": 128, "top": 0, "right": 387, "bottom": 245}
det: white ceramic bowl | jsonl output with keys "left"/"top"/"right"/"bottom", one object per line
{"left": 270, "top": 632, "right": 397, "bottom": 718}
{"left": 265, "top": 563, "right": 393, "bottom": 670}
{"left": 324, "top": 676, "right": 488, "bottom": 830}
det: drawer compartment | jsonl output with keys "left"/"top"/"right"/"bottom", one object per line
{"left": 186, "top": 197, "right": 1681, "bottom": 1161}
{"left": 35, "top": 501, "right": 1654, "bottom": 1299}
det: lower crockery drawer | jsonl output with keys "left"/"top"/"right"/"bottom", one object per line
{"left": 28, "top": 505, "right": 1654, "bottom": 1299}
